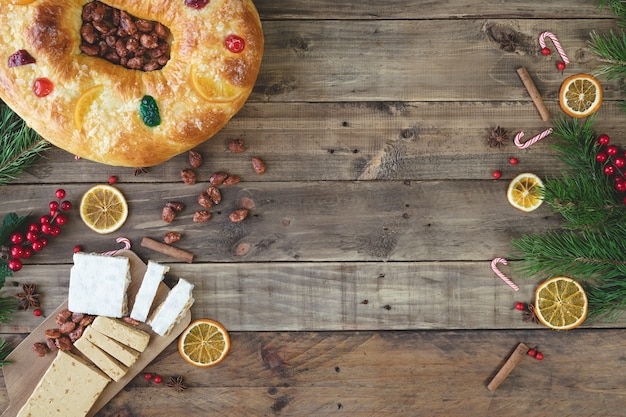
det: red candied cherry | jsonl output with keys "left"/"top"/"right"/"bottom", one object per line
{"left": 527, "top": 348, "right": 537, "bottom": 357}
{"left": 534, "top": 351, "right": 544, "bottom": 361}
{"left": 556, "top": 61, "right": 566, "bottom": 71}
{"left": 11, "top": 245, "right": 24, "bottom": 259}
{"left": 31, "top": 240, "right": 44, "bottom": 252}
{"left": 60, "top": 200, "right": 72, "bottom": 211}
{"left": 604, "top": 165, "right": 616, "bottom": 176}
{"left": 26, "top": 230, "right": 38, "bottom": 243}
{"left": 55, "top": 189, "right": 66, "bottom": 200}
{"left": 9, "top": 232, "right": 24, "bottom": 245}
{"left": 144, "top": 372, "right": 153, "bottom": 381}
{"left": 33, "top": 308, "right": 42, "bottom": 317}
{"left": 225, "top": 34, "right": 246, "bottom": 53}
{"left": 153, "top": 375, "right": 163, "bottom": 384}
{"left": 540, "top": 47, "right": 551, "bottom": 56}
{"left": 73, "top": 245, "right": 82, "bottom": 253}
{"left": 509, "top": 157, "right": 519, "bottom": 165}
{"left": 55, "top": 213, "right": 68, "bottom": 226}
{"left": 49, "top": 201, "right": 59, "bottom": 212}
{"left": 49, "top": 225, "right": 61, "bottom": 237}
{"left": 597, "top": 134, "right": 610, "bottom": 146}
{"left": 108, "top": 175, "right": 118, "bottom": 185}
{"left": 8, "top": 258, "right": 22, "bottom": 272}
{"left": 607, "top": 145, "right": 619, "bottom": 156}
{"left": 596, "top": 152, "right": 608, "bottom": 163}
{"left": 492, "top": 170, "right": 502, "bottom": 179}
{"left": 22, "top": 247, "right": 33, "bottom": 259}
{"left": 614, "top": 157, "right": 626, "bottom": 169}
{"left": 33, "top": 78, "right": 54, "bottom": 97}
{"left": 8, "top": 49, "right": 36, "bottom": 67}
{"left": 515, "top": 302, "right": 525, "bottom": 311}
{"left": 184, "top": 0, "right": 209, "bottom": 9}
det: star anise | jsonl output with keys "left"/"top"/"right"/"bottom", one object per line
{"left": 498, "top": 31, "right": 518, "bottom": 52}
{"left": 523, "top": 303, "right": 539, "bottom": 324}
{"left": 134, "top": 167, "right": 149, "bottom": 176}
{"left": 167, "top": 376, "right": 187, "bottom": 393}
{"left": 15, "top": 283, "right": 40, "bottom": 310}
{"left": 487, "top": 126, "right": 509, "bottom": 148}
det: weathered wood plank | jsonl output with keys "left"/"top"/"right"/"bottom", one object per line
{"left": 252, "top": 19, "right": 619, "bottom": 102}
{"left": 74, "top": 329, "right": 626, "bottom": 416}
{"left": 1, "top": 261, "right": 622, "bottom": 333}
{"left": 255, "top": 0, "right": 615, "bottom": 20}
{"left": 11, "top": 100, "right": 626, "bottom": 185}
{"left": 0, "top": 181, "right": 562, "bottom": 264}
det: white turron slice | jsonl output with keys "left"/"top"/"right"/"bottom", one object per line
{"left": 17, "top": 350, "right": 110, "bottom": 417}
{"left": 147, "top": 278, "right": 195, "bottom": 336}
{"left": 130, "top": 260, "right": 169, "bottom": 322}
{"left": 68, "top": 252, "right": 131, "bottom": 317}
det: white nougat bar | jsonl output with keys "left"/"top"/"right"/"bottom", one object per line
{"left": 147, "top": 278, "right": 194, "bottom": 336}
{"left": 130, "top": 260, "right": 169, "bottom": 322}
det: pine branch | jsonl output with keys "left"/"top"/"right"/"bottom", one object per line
{"left": 0, "top": 338, "right": 12, "bottom": 368}
{"left": 0, "top": 100, "right": 48, "bottom": 186}
{"left": 588, "top": 30, "right": 626, "bottom": 80}
{"left": 596, "top": 0, "right": 626, "bottom": 23}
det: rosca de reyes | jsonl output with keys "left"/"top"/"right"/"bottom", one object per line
{"left": 0, "top": 0, "right": 264, "bottom": 167}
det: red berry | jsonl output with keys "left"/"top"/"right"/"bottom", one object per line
{"left": 596, "top": 152, "right": 608, "bottom": 163}
{"left": 108, "top": 175, "right": 118, "bottom": 185}
{"left": 8, "top": 258, "right": 22, "bottom": 272}
{"left": 615, "top": 157, "right": 626, "bottom": 168}
{"left": 225, "top": 34, "right": 246, "bottom": 53}
{"left": 515, "top": 302, "right": 525, "bottom": 311}
{"left": 9, "top": 232, "right": 24, "bottom": 245}
{"left": 607, "top": 145, "right": 619, "bottom": 156}
{"left": 11, "top": 245, "right": 24, "bottom": 258}
{"left": 33, "top": 309, "right": 42, "bottom": 317}
{"left": 33, "top": 78, "right": 54, "bottom": 97}
{"left": 55, "top": 213, "right": 68, "bottom": 226}
{"left": 61, "top": 200, "right": 72, "bottom": 211}
{"left": 28, "top": 223, "right": 40, "bottom": 233}
{"left": 509, "top": 157, "right": 519, "bottom": 165}
{"left": 31, "top": 241, "right": 43, "bottom": 251}
{"left": 598, "top": 134, "right": 610, "bottom": 146}
{"left": 40, "top": 215, "right": 51, "bottom": 224}
{"left": 55, "top": 189, "right": 66, "bottom": 199}
{"left": 604, "top": 165, "right": 616, "bottom": 176}
{"left": 40, "top": 223, "right": 51, "bottom": 235}
{"left": 22, "top": 247, "right": 32, "bottom": 259}
{"left": 527, "top": 348, "right": 537, "bottom": 357}
{"left": 540, "top": 47, "right": 551, "bottom": 56}
{"left": 26, "top": 231, "right": 38, "bottom": 243}
{"left": 49, "top": 201, "right": 59, "bottom": 211}
{"left": 144, "top": 372, "right": 153, "bottom": 381}
{"left": 556, "top": 61, "right": 566, "bottom": 71}
{"left": 153, "top": 375, "right": 162, "bottom": 384}
{"left": 534, "top": 351, "right": 544, "bottom": 360}
{"left": 50, "top": 225, "right": 61, "bottom": 237}
{"left": 492, "top": 170, "right": 502, "bottom": 179}
{"left": 73, "top": 245, "right": 82, "bottom": 253}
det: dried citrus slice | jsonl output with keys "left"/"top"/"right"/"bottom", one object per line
{"left": 79, "top": 184, "right": 128, "bottom": 234}
{"left": 190, "top": 64, "right": 241, "bottom": 102}
{"left": 559, "top": 73, "right": 603, "bottom": 118}
{"left": 534, "top": 276, "right": 588, "bottom": 330}
{"left": 178, "top": 319, "right": 230, "bottom": 368}
{"left": 506, "top": 172, "right": 544, "bottom": 212}
{"left": 74, "top": 85, "right": 104, "bottom": 130}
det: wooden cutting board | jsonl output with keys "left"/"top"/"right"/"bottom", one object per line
{"left": 1, "top": 250, "right": 191, "bottom": 417}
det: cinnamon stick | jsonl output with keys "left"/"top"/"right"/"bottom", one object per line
{"left": 140, "top": 237, "right": 194, "bottom": 263}
{"left": 487, "top": 342, "right": 528, "bottom": 391}
{"left": 516, "top": 67, "right": 550, "bottom": 122}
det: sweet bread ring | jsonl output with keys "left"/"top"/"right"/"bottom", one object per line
{"left": 0, "top": 0, "right": 263, "bottom": 167}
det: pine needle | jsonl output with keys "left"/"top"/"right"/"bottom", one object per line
{"left": 0, "top": 338, "right": 12, "bottom": 367}
{"left": 0, "top": 100, "right": 48, "bottom": 186}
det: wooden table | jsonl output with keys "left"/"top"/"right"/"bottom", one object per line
{"left": 1, "top": 1, "right": 625, "bottom": 415}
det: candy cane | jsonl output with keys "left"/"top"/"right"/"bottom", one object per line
{"left": 101, "top": 237, "right": 131, "bottom": 256}
{"left": 514, "top": 128, "right": 553, "bottom": 149}
{"left": 491, "top": 257, "right": 519, "bottom": 291}
{"left": 539, "top": 31, "right": 569, "bottom": 65}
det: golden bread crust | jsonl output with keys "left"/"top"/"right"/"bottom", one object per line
{"left": 0, "top": 0, "right": 263, "bottom": 167}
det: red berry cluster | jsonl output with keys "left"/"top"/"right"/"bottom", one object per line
{"left": 527, "top": 347, "right": 544, "bottom": 361}
{"left": 594, "top": 134, "right": 626, "bottom": 203}
{"left": 6, "top": 189, "right": 71, "bottom": 272}
{"left": 144, "top": 372, "right": 162, "bottom": 384}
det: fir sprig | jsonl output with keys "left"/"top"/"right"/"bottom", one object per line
{"left": 0, "top": 100, "right": 48, "bottom": 186}
{"left": 588, "top": 30, "right": 626, "bottom": 80}
{"left": 511, "top": 117, "right": 626, "bottom": 319}
{"left": 597, "top": 0, "right": 626, "bottom": 24}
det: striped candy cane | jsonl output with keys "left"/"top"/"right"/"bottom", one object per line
{"left": 101, "top": 237, "right": 131, "bottom": 256}
{"left": 491, "top": 257, "right": 520, "bottom": 291}
{"left": 539, "top": 31, "right": 569, "bottom": 65}
{"left": 514, "top": 128, "right": 553, "bottom": 149}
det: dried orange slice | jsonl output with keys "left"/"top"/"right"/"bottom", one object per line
{"left": 178, "top": 319, "right": 230, "bottom": 368}
{"left": 79, "top": 184, "right": 128, "bottom": 234}
{"left": 190, "top": 64, "right": 241, "bottom": 102}
{"left": 559, "top": 73, "right": 603, "bottom": 118}
{"left": 534, "top": 276, "right": 588, "bottom": 330}
{"left": 506, "top": 173, "right": 544, "bottom": 212}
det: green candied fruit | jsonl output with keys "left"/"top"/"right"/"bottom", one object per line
{"left": 140, "top": 95, "right": 161, "bottom": 127}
